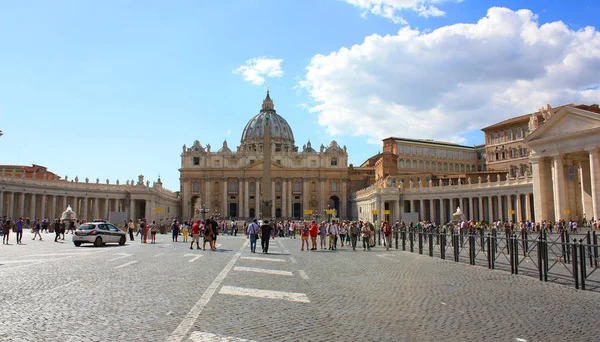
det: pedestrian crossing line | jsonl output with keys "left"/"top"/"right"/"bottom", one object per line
{"left": 240, "top": 256, "right": 286, "bottom": 263}
{"left": 219, "top": 285, "right": 310, "bottom": 303}
{"left": 189, "top": 331, "right": 257, "bottom": 342}
{"left": 289, "top": 256, "right": 298, "bottom": 264}
{"left": 233, "top": 266, "right": 293, "bottom": 276}
{"left": 114, "top": 260, "right": 138, "bottom": 269}
{"left": 298, "top": 270, "right": 309, "bottom": 280}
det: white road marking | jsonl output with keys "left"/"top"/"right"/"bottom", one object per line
{"left": 189, "top": 331, "right": 257, "bottom": 342}
{"left": 240, "top": 256, "right": 285, "bottom": 263}
{"left": 298, "top": 270, "right": 309, "bottom": 280}
{"left": 167, "top": 240, "right": 249, "bottom": 342}
{"left": 23, "top": 251, "right": 98, "bottom": 257}
{"left": 107, "top": 253, "right": 133, "bottom": 262}
{"left": 219, "top": 286, "right": 310, "bottom": 303}
{"left": 277, "top": 241, "right": 289, "bottom": 254}
{"left": 0, "top": 259, "right": 54, "bottom": 264}
{"left": 289, "top": 257, "right": 297, "bottom": 264}
{"left": 166, "top": 311, "right": 172, "bottom": 316}
{"left": 233, "top": 266, "right": 293, "bottom": 276}
{"left": 0, "top": 256, "right": 74, "bottom": 268}
{"left": 154, "top": 253, "right": 164, "bottom": 258}
{"left": 114, "top": 260, "right": 138, "bottom": 269}
{"left": 515, "top": 338, "right": 528, "bottom": 342}
{"left": 184, "top": 254, "right": 203, "bottom": 263}
{"left": 441, "top": 302, "right": 447, "bottom": 306}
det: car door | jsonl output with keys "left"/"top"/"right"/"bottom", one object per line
{"left": 108, "top": 224, "right": 121, "bottom": 241}
{"left": 98, "top": 224, "right": 114, "bottom": 243}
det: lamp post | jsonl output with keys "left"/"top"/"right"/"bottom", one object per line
{"left": 196, "top": 202, "right": 210, "bottom": 220}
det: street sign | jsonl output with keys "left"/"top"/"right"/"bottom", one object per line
{"left": 564, "top": 209, "right": 571, "bottom": 215}
{"left": 304, "top": 210, "right": 313, "bottom": 215}
{"left": 383, "top": 210, "right": 390, "bottom": 215}
{"left": 154, "top": 208, "right": 163, "bottom": 213}
{"left": 508, "top": 209, "right": 515, "bottom": 215}
{"left": 371, "top": 210, "right": 379, "bottom": 215}
{"left": 325, "top": 209, "right": 335, "bottom": 215}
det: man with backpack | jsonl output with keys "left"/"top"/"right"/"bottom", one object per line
{"left": 246, "top": 219, "right": 260, "bottom": 253}
{"left": 349, "top": 222, "right": 360, "bottom": 251}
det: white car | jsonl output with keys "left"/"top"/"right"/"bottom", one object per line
{"left": 73, "top": 221, "right": 127, "bottom": 247}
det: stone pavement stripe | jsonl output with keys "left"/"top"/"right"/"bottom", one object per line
{"left": 240, "top": 256, "right": 286, "bottom": 262}
{"left": 154, "top": 253, "right": 164, "bottom": 258}
{"left": 114, "top": 260, "right": 138, "bottom": 269}
{"left": 189, "top": 331, "right": 257, "bottom": 342}
{"left": 233, "top": 266, "right": 293, "bottom": 276}
{"left": 107, "top": 253, "right": 133, "bottom": 262}
{"left": 184, "top": 254, "right": 203, "bottom": 262}
{"left": 0, "top": 259, "right": 56, "bottom": 264}
{"left": 298, "top": 270, "right": 309, "bottom": 280}
{"left": 218, "top": 285, "right": 310, "bottom": 303}
{"left": 289, "top": 256, "right": 297, "bottom": 264}
{"left": 3, "top": 255, "right": 73, "bottom": 269}
{"left": 277, "top": 241, "right": 289, "bottom": 254}
{"left": 23, "top": 251, "right": 100, "bottom": 257}
{"left": 167, "top": 239, "right": 249, "bottom": 342}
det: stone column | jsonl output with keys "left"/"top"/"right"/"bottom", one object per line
{"left": 239, "top": 179, "right": 244, "bottom": 219}
{"left": 428, "top": 199, "right": 434, "bottom": 222}
{"left": 395, "top": 200, "right": 401, "bottom": 223}
{"left": 52, "top": 196, "right": 57, "bottom": 220}
{"left": 245, "top": 180, "right": 250, "bottom": 217}
{"left": 41, "top": 194, "right": 47, "bottom": 219}
{"left": 552, "top": 155, "right": 567, "bottom": 221}
{"left": 130, "top": 199, "right": 136, "bottom": 221}
{"left": 302, "top": 180, "right": 308, "bottom": 218}
{"left": 205, "top": 179, "right": 211, "bottom": 210}
{"left": 524, "top": 194, "right": 531, "bottom": 221}
{"left": 478, "top": 197, "right": 483, "bottom": 221}
{"left": 579, "top": 161, "right": 593, "bottom": 221}
{"left": 440, "top": 199, "right": 446, "bottom": 224}
{"left": 319, "top": 179, "right": 325, "bottom": 217}
{"left": 255, "top": 181, "right": 260, "bottom": 217}
{"left": 30, "top": 194, "right": 36, "bottom": 219}
{"left": 223, "top": 180, "right": 228, "bottom": 216}
{"left": 281, "top": 179, "right": 286, "bottom": 218}
{"left": 587, "top": 148, "right": 600, "bottom": 221}
{"left": 9, "top": 192, "right": 15, "bottom": 219}
{"left": 341, "top": 181, "right": 347, "bottom": 219}
{"left": 418, "top": 199, "right": 424, "bottom": 221}
{"left": 93, "top": 198, "right": 99, "bottom": 220}
{"left": 18, "top": 193, "right": 25, "bottom": 217}
{"left": 0, "top": 190, "right": 4, "bottom": 217}
{"left": 62, "top": 196, "right": 67, "bottom": 212}
{"left": 271, "top": 180, "right": 276, "bottom": 218}
{"left": 499, "top": 195, "right": 505, "bottom": 222}
{"left": 488, "top": 196, "right": 493, "bottom": 222}
{"left": 515, "top": 194, "right": 521, "bottom": 223}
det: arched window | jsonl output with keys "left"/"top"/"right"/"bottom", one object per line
{"left": 276, "top": 182, "right": 282, "bottom": 192}
{"left": 193, "top": 181, "right": 200, "bottom": 192}
{"left": 466, "top": 165, "right": 470, "bottom": 172}
{"left": 419, "top": 161, "right": 424, "bottom": 169}
{"left": 294, "top": 181, "right": 301, "bottom": 192}
{"left": 331, "top": 158, "right": 338, "bottom": 166}
{"left": 412, "top": 160, "right": 417, "bottom": 169}
{"left": 249, "top": 182, "right": 256, "bottom": 193}
{"left": 449, "top": 164, "right": 454, "bottom": 172}
{"left": 438, "top": 162, "right": 442, "bottom": 171}
{"left": 460, "top": 164, "right": 465, "bottom": 173}
{"left": 399, "top": 159, "right": 405, "bottom": 168}
{"left": 405, "top": 159, "right": 411, "bottom": 168}
{"left": 230, "top": 181, "right": 237, "bottom": 192}
{"left": 443, "top": 163, "right": 448, "bottom": 171}
{"left": 455, "top": 163, "right": 459, "bottom": 172}
{"left": 331, "top": 181, "right": 338, "bottom": 192}
{"left": 425, "top": 161, "right": 430, "bottom": 170}
{"left": 432, "top": 162, "right": 437, "bottom": 171}
{"left": 311, "top": 181, "right": 316, "bottom": 192}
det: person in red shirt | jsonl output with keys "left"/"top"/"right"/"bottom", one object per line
{"left": 309, "top": 221, "right": 319, "bottom": 251}
{"left": 190, "top": 220, "right": 201, "bottom": 250}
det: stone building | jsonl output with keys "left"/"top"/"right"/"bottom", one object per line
{"left": 179, "top": 92, "right": 358, "bottom": 221}
{"left": 352, "top": 103, "right": 600, "bottom": 225}
{"left": 0, "top": 170, "right": 179, "bottom": 225}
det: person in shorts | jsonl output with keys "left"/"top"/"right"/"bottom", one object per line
{"left": 190, "top": 220, "right": 201, "bottom": 250}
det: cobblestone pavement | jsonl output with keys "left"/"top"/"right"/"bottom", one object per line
{"left": 1, "top": 231, "right": 599, "bottom": 341}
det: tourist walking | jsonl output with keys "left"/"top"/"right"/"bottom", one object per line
{"left": 247, "top": 219, "right": 260, "bottom": 253}
{"left": 171, "top": 220, "right": 180, "bottom": 242}
{"left": 3, "top": 219, "right": 12, "bottom": 244}
{"left": 128, "top": 220, "right": 135, "bottom": 241}
{"left": 309, "top": 221, "right": 318, "bottom": 251}
{"left": 328, "top": 221, "right": 338, "bottom": 250}
{"left": 32, "top": 219, "right": 43, "bottom": 241}
{"left": 260, "top": 220, "right": 273, "bottom": 254}
{"left": 362, "top": 222, "right": 371, "bottom": 251}
{"left": 338, "top": 223, "right": 347, "bottom": 247}
{"left": 383, "top": 221, "right": 392, "bottom": 250}
{"left": 300, "top": 223, "right": 309, "bottom": 251}
{"left": 60, "top": 220, "right": 66, "bottom": 240}
{"left": 319, "top": 221, "right": 327, "bottom": 250}
{"left": 54, "top": 219, "right": 61, "bottom": 242}
{"left": 190, "top": 220, "right": 201, "bottom": 250}
{"left": 182, "top": 222, "right": 189, "bottom": 243}
{"left": 210, "top": 217, "right": 219, "bottom": 250}
{"left": 15, "top": 218, "right": 23, "bottom": 244}
{"left": 203, "top": 219, "right": 214, "bottom": 251}
{"left": 349, "top": 222, "right": 359, "bottom": 251}
{"left": 150, "top": 220, "right": 158, "bottom": 243}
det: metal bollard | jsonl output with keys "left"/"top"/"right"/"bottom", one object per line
{"left": 395, "top": 230, "right": 399, "bottom": 250}
{"left": 513, "top": 234, "right": 519, "bottom": 275}
{"left": 509, "top": 235, "right": 515, "bottom": 274}
{"left": 579, "top": 240, "right": 586, "bottom": 291}
{"left": 537, "top": 235, "right": 543, "bottom": 281}
{"left": 593, "top": 231, "right": 598, "bottom": 268}
{"left": 418, "top": 232, "right": 423, "bottom": 255}
{"left": 587, "top": 231, "right": 593, "bottom": 267}
{"left": 487, "top": 234, "right": 492, "bottom": 269}
{"left": 572, "top": 238, "right": 579, "bottom": 289}
{"left": 429, "top": 233, "right": 433, "bottom": 257}
{"left": 440, "top": 233, "right": 446, "bottom": 260}
{"left": 409, "top": 231, "right": 414, "bottom": 253}
{"left": 402, "top": 230, "right": 406, "bottom": 251}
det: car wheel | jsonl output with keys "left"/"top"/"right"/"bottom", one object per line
{"left": 119, "top": 236, "right": 126, "bottom": 245}
{"left": 74, "top": 241, "right": 81, "bottom": 247}
{"left": 94, "top": 236, "right": 102, "bottom": 247}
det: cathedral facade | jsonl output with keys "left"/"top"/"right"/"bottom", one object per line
{"left": 179, "top": 92, "right": 356, "bottom": 221}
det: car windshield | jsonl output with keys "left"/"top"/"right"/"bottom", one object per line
{"left": 78, "top": 224, "right": 96, "bottom": 230}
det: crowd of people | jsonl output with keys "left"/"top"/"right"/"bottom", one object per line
{"left": 0, "top": 216, "right": 79, "bottom": 244}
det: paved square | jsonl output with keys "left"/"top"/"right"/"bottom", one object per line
{"left": 1, "top": 231, "right": 599, "bottom": 341}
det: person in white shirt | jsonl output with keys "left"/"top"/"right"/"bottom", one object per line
{"left": 328, "top": 220, "right": 339, "bottom": 250}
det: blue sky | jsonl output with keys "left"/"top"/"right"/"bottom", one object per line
{"left": 1, "top": 0, "right": 599, "bottom": 191}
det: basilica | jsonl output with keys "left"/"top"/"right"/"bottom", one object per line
{"left": 179, "top": 92, "right": 370, "bottom": 221}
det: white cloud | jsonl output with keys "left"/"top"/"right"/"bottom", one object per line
{"left": 233, "top": 57, "right": 284, "bottom": 85}
{"left": 300, "top": 7, "right": 600, "bottom": 144}
{"left": 344, "top": 0, "right": 455, "bottom": 24}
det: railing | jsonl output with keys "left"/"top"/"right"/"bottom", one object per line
{"left": 388, "top": 228, "right": 600, "bottom": 291}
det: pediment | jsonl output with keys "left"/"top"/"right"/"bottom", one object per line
{"left": 244, "top": 160, "right": 286, "bottom": 171}
{"left": 525, "top": 106, "right": 600, "bottom": 146}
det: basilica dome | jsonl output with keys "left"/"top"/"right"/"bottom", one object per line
{"left": 240, "top": 91, "right": 295, "bottom": 145}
